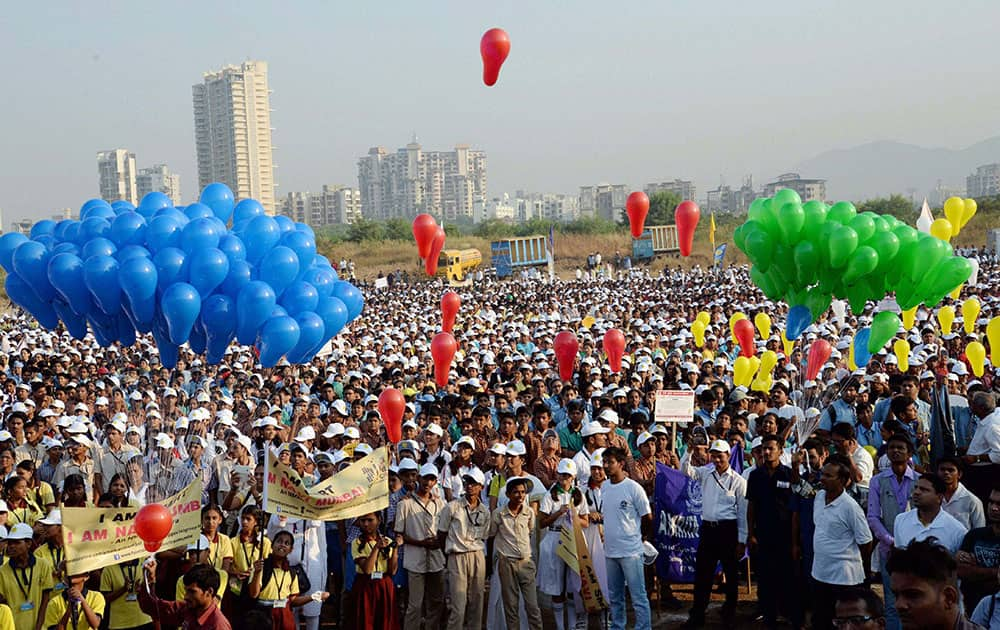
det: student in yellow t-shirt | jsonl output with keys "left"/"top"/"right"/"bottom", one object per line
{"left": 201, "top": 506, "right": 233, "bottom": 582}
{"left": 174, "top": 536, "right": 228, "bottom": 603}
{"left": 14, "top": 463, "right": 55, "bottom": 514}
{"left": 43, "top": 572, "right": 104, "bottom": 630}
{"left": 3, "top": 478, "right": 42, "bottom": 529}
{"left": 0, "top": 523, "right": 55, "bottom": 630}
{"left": 32, "top": 512, "right": 64, "bottom": 595}
{"left": 248, "top": 530, "right": 324, "bottom": 630}
{"left": 98, "top": 560, "right": 150, "bottom": 630}
{"left": 0, "top": 601, "right": 14, "bottom": 630}
{"left": 227, "top": 506, "right": 270, "bottom": 600}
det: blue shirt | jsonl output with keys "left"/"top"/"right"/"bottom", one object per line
{"left": 819, "top": 398, "right": 857, "bottom": 431}
{"left": 856, "top": 422, "right": 883, "bottom": 450}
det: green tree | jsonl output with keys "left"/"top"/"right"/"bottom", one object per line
{"left": 475, "top": 219, "right": 516, "bottom": 239}
{"left": 856, "top": 194, "right": 915, "bottom": 221}
{"left": 383, "top": 218, "right": 412, "bottom": 241}
{"left": 346, "top": 218, "right": 386, "bottom": 242}
{"left": 620, "top": 190, "right": 681, "bottom": 227}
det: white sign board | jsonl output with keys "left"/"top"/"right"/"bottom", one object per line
{"left": 654, "top": 390, "right": 695, "bottom": 424}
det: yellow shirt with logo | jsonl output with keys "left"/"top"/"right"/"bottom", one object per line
{"left": 6, "top": 500, "right": 42, "bottom": 528}
{"left": 32, "top": 546, "right": 64, "bottom": 591}
{"left": 257, "top": 565, "right": 298, "bottom": 602}
{"left": 98, "top": 562, "right": 150, "bottom": 630}
{"left": 0, "top": 556, "right": 56, "bottom": 630}
{"left": 43, "top": 589, "right": 105, "bottom": 630}
{"left": 229, "top": 537, "right": 271, "bottom": 596}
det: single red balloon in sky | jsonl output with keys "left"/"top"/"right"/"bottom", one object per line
{"left": 441, "top": 291, "right": 461, "bottom": 332}
{"left": 625, "top": 192, "right": 650, "bottom": 239}
{"left": 603, "top": 328, "right": 626, "bottom": 373}
{"left": 734, "top": 318, "right": 755, "bottom": 357}
{"left": 805, "top": 339, "right": 832, "bottom": 381}
{"left": 378, "top": 388, "right": 406, "bottom": 444}
{"left": 553, "top": 330, "right": 580, "bottom": 382}
{"left": 135, "top": 503, "right": 173, "bottom": 551}
{"left": 431, "top": 332, "right": 458, "bottom": 389}
{"left": 412, "top": 214, "right": 438, "bottom": 260}
{"left": 481, "top": 28, "right": 511, "bottom": 87}
{"left": 425, "top": 226, "right": 446, "bottom": 276}
{"left": 675, "top": 200, "right": 701, "bottom": 257}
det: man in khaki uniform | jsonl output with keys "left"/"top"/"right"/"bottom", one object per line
{"left": 437, "top": 467, "right": 489, "bottom": 630}
{"left": 395, "top": 463, "right": 446, "bottom": 630}
{"left": 488, "top": 477, "right": 543, "bottom": 630}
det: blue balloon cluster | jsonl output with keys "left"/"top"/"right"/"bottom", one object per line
{"left": 0, "top": 184, "right": 363, "bottom": 369}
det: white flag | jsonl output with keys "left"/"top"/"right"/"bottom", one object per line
{"left": 916, "top": 198, "right": 933, "bottom": 233}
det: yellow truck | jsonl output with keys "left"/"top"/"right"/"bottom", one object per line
{"left": 436, "top": 249, "right": 482, "bottom": 283}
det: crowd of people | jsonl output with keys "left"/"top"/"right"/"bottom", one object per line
{"left": 0, "top": 249, "right": 995, "bottom": 630}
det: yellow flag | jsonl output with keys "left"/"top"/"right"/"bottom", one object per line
{"left": 709, "top": 212, "right": 717, "bottom": 249}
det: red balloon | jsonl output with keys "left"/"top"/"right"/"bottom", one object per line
{"left": 441, "top": 291, "right": 461, "bottom": 332}
{"left": 412, "top": 213, "right": 438, "bottom": 260}
{"left": 144, "top": 540, "right": 162, "bottom": 552}
{"left": 625, "top": 192, "right": 650, "bottom": 239}
{"left": 378, "top": 388, "right": 406, "bottom": 444}
{"left": 480, "top": 28, "right": 511, "bottom": 87}
{"left": 553, "top": 330, "right": 580, "bottom": 382}
{"left": 805, "top": 340, "right": 833, "bottom": 382}
{"left": 734, "top": 318, "right": 756, "bottom": 358}
{"left": 425, "top": 226, "right": 446, "bottom": 276}
{"left": 675, "top": 200, "right": 701, "bottom": 257}
{"left": 431, "top": 332, "right": 458, "bottom": 389}
{"left": 134, "top": 503, "right": 173, "bottom": 547}
{"left": 603, "top": 328, "right": 626, "bottom": 373}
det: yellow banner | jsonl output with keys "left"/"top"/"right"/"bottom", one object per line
{"left": 264, "top": 446, "right": 389, "bottom": 521}
{"left": 555, "top": 505, "right": 608, "bottom": 613}
{"left": 63, "top": 479, "right": 202, "bottom": 575}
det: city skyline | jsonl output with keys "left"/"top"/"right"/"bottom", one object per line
{"left": 3, "top": 3, "right": 1000, "bottom": 223}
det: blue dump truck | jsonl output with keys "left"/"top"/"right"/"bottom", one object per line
{"left": 490, "top": 235, "right": 550, "bottom": 278}
{"left": 632, "top": 224, "right": 680, "bottom": 261}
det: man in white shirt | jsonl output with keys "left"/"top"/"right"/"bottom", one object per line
{"left": 964, "top": 391, "right": 1000, "bottom": 505}
{"left": 831, "top": 422, "right": 874, "bottom": 506}
{"left": 572, "top": 422, "right": 609, "bottom": 487}
{"left": 600, "top": 447, "right": 652, "bottom": 630}
{"left": 680, "top": 439, "right": 747, "bottom": 629}
{"left": 893, "top": 473, "right": 968, "bottom": 554}
{"left": 936, "top": 456, "right": 986, "bottom": 531}
{"left": 810, "top": 455, "right": 873, "bottom": 630}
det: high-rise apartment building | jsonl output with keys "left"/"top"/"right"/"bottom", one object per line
{"left": 278, "top": 186, "right": 362, "bottom": 227}
{"left": 136, "top": 164, "right": 182, "bottom": 205}
{"left": 966, "top": 163, "right": 1000, "bottom": 198}
{"left": 579, "top": 184, "right": 627, "bottom": 221}
{"left": 357, "top": 141, "right": 487, "bottom": 221}
{"left": 706, "top": 176, "right": 756, "bottom": 215}
{"left": 645, "top": 179, "right": 697, "bottom": 201}
{"left": 763, "top": 173, "right": 826, "bottom": 202}
{"left": 97, "top": 149, "right": 138, "bottom": 205}
{"left": 193, "top": 61, "right": 275, "bottom": 213}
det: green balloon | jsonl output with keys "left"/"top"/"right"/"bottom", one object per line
{"left": 892, "top": 224, "right": 919, "bottom": 247}
{"left": 867, "top": 311, "right": 901, "bottom": 353}
{"left": 793, "top": 240, "right": 819, "bottom": 286}
{"left": 869, "top": 231, "right": 900, "bottom": 272}
{"left": 829, "top": 225, "right": 860, "bottom": 268}
{"left": 745, "top": 229, "right": 774, "bottom": 273}
{"left": 882, "top": 215, "right": 900, "bottom": 231}
{"left": 748, "top": 199, "right": 780, "bottom": 239}
{"left": 908, "top": 235, "right": 948, "bottom": 283}
{"left": 801, "top": 200, "right": 829, "bottom": 242}
{"left": 845, "top": 278, "right": 873, "bottom": 315}
{"left": 805, "top": 289, "right": 832, "bottom": 321}
{"left": 872, "top": 216, "right": 889, "bottom": 233}
{"left": 772, "top": 188, "right": 802, "bottom": 210}
{"left": 843, "top": 246, "right": 879, "bottom": 284}
{"left": 771, "top": 244, "right": 796, "bottom": 286}
{"left": 751, "top": 266, "right": 780, "bottom": 300}
{"left": 777, "top": 202, "right": 805, "bottom": 246}
{"left": 733, "top": 224, "right": 747, "bottom": 252}
{"left": 766, "top": 268, "right": 790, "bottom": 298}
{"left": 827, "top": 201, "right": 858, "bottom": 225}
{"left": 849, "top": 214, "right": 876, "bottom": 243}
{"left": 919, "top": 257, "right": 973, "bottom": 307}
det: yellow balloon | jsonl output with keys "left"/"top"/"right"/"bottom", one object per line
{"left": 751, "top": 374, "right": 773, "bottom": 393}
{"left": 691, "top": 320, "right": 706, "bottom": 348}
{"left": 848, "top": 340, "right": 858, "bottom": 372}
{"left": 581, "top": 315, "right": 595, "bottom": 329}
{"left": 962, "top": 198, "right": 977, "bottom": 229}
{"left": 938, "top": 306, "right": 955, "bottom": 334}
{"left": 950, "top": 284, "right": 963, "bottom": 300}
{"left": 734, "top": 356, "right": 752, "bottom": 387}
{"left": 967, "top": 341, "right": 986, "bottom": 378}
{"left": 781, "top": 330, "right": 794, "bottom": 357}
{"left": 730, "top": 312, "right": 747, "bottom": 345}
{"left": 863, "top": 445, "right": 877, "bottom": 458}
{"left": 696, "top": 311, "right": 711, "bottom": 327}
{"left": 748, "top": 356, "right": 761, "bottom": 382}
{"left": 893, "top": 339, "right": 910, "bottom": 372}
{"left": 759, "top": 350, "right": 778, "bottom": 376}
{"left": 944, "top": 197, "right": 965, "bottom": 236}
{"left": 930, "top": 218, "right": 954, "bottom": 242}
{"left": 754, "top": 313, "right": 772, "bottom": 340}
{"left": 962, "top": 298, "right": 981, "bottom": 334}
{"left": 987, "top": 317, "right": 1000, "bottom": 367}
{"left": 902, "top": 307, "right": 917, "bottom": 331}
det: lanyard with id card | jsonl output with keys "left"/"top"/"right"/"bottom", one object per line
{"left": 14, "top": 564, "right": 34, "bottom": 611}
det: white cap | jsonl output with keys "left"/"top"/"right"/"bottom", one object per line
{"left": 805, "top": 407, "right": 821, "bottom": 419}
{"left": 709, "top": 439, "right": 730, "bottom": 453}
{"left": 488, "top": 443, "right": 507, "bottom": 455}
{"left": 397, "top": 457, "right": 419, "bottom": 472}
{"left": 331, "top": 400, "right": 350, "bottom": 416}
{"left": 355, "top": 443, "right": 373, "bottom": 456}
{"left": 6, "top": 523, "right": 33, "bottom": 540}
{"left": 38, "top": 510, "right": 62, "bottom": 526}
{"left": 344, "top": 427, "right": 360, "bottom": 440}
{"left": 636, "top": 431, "right": 655, "bottom": 446}
{"left": 581, "top": 422, "right": 610, "bottom": 437}
{"left": 187, "top": 535, "right": 211, "bottom": 552}
{"left": 589, "top": 448, "right": 606, "bottom": 468}
{"left": 425, "top": 424, "right": 444, "bottom": 437}
{"left": 322, "top": 423, "right": 345, "bottom": 438}
{"left": 154, "top": 434, "right": 174, "bottom": 450}
{"left": 295, "top": 426, "right": 316, "bottom": 442}
{"left": 236, "top": 435, "right": 253, "bottom": 453}
{"left": 596, "top": 408, "right": 620, "bottom": 424}
{"left": 505, "top": 440, "right": 527, "bottom": 457}
{"left": 556, "top": 458, "right": 578, "bottom": 476}
{"left": 453, "top": 436, "right": 475, "bottom": 450}
{"left": 461, "top": 467, "right": 486, "bottom": 486}
{"left": 419, "top": 463, "right": 439, "bottom": 477}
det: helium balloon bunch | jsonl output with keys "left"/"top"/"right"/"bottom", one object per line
{"left": 941, "top": 197, "right": 978, "bottom": 239}
{"left": 735, "top": 190, "right": 972, "bottom": 337}
{"left": 0, "top": 184, "right": 363, "bottom": 369}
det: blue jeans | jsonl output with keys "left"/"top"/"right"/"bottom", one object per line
{"left": 605, "top": 555, "right": 651, "bottom": 630}
{"left": 882, "top": 552, "right": 901, "bottom": 630}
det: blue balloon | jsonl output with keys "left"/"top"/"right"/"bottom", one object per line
{"left": 233, "top": 199, "right": 265, "bottom": 225}
{"left": 52, "top": 220, "right": 75, "bottom": 243}
{"left": 63, "top": 221, "right": 82, "bottom": 245}
{"left": 33, "top": 235, "right": 55, "bottom": 250}
{"left": 785, "top": 305, "right": 812, "bottom": 341}
{"left": 138, "top": 192, "right": 171, "bottom": 219}
{"left": 154, "top": 207, "right": 189, "bottom": 225}
{"left": 280, "top": 230, "right": 316, "bottom": 271}
{"left": 188, "top": 322, "right": 207, "bottom": 355}
{"left": 218, "top": 234, "right": 246, "bottom": 264}
{"left": 116, "top": 245, "right": 150, "bottom": 263}
{"left": 111, "top": 200, "right": 136, "bottom": 214}
{"left": 52, "top": 299, "right": 87, "bottom": 340}
{"left": 153, "top": 248, "right": 187, "bottom": 293}
{"left": 257, "top": 315, "right": 300, "bottom": 368}
{"left": 187, "top": 248, "right": 229, "bottom": 298}
{"left": 279, "top": 281, "right": 319, "bottom": 316}
{"left": 274, "top": 215, "right": 295, "bottom": 234}
{"left": 109, "top": 212, "right": 147, "bottom": 248}
{"left": 29, "top": 220, "right": 56, "bottom": 239}
{"left": 52, "top": 243, "right": 79, "bottom": 256}
{"left": 6, "top": 273, "right": 59, "bottom": 329}
{"left": 331, "top": 281, "right": 363, "bottom": 320}
{"left": 200, "top": 183, "right": 235, "bottom": 224}
{"left": 242, "top": 216, "right": 281, "bottom": 264}
{"left": 79, "top": 217, "right": 111, "bottom": 242}
{"left": 294, "top": 223, "right": 315, "bottom": 240}
{"left": 83, "top": 255, "right": 121, "bottom": 315}
{"left": 220, "top": 260, "right": 252, "bottom": 298}
{"left": 81, "top": 237, "right": 117, "bottom": 260}
{"left": 180, "top": 217, "right": 221, "bottom": 254}
{"left": 146, "top": 215, "right": 183, "bottom": 253}
{"left": 184, "top": 202, "right": 214, "bottom": 221}
{"left": 236, "top": 281, "right": 276, "bottom": 346}
{"left": 854, "top": 327, "right": 873, "bottom": 367}
{"left": 316, "top": 296, "right": 349, "bottom": 339}
{"left": 161, "top": 282, "right": 201, "bottom": 344}
{"left": 259, "top": 246, "right": 299, "bottom": 297}
{"left": 300, "top": 267, "right": 336, "bottom": 298}
{"left": 12, "top": 240, "right": 55, "bottom": 302}
{"left": 117, "top": 313, "right": 137, "bottom": 347}
{"left": 0, "top": 233, "right": 28, "bottom": 273}
{"left": 119, "top": 257, "right": 158, "bottom": 324}
{"left": 151, "top": 312, "right": 179, "bottom": 369}
{"left": 201, "top": 294, "right": 237, "bottom": 364}
{"left": 286, "top": 311, "right": 325, "bottom": 364}
{"left": 80, "top": 199, "right": 112, "bottom": 219}
{"left": 270, "top": 305, "right": 289, "bottom": 319}
{"left": 47, "top": 253, "right": 91, "bottom": 316}
{"left": 85, "top": 310, "right": 119, "bottom": 347}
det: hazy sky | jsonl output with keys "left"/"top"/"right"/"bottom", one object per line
{"left": 3, "top": 1, "right": 1000, "bottom": 223}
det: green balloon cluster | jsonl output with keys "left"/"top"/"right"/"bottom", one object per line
{"left": 734, "top": 190, "right": 973, "bottom": 319}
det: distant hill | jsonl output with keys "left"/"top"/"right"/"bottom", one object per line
{"left": 792, "top": 136, "right": 1000, "bottom": 202}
